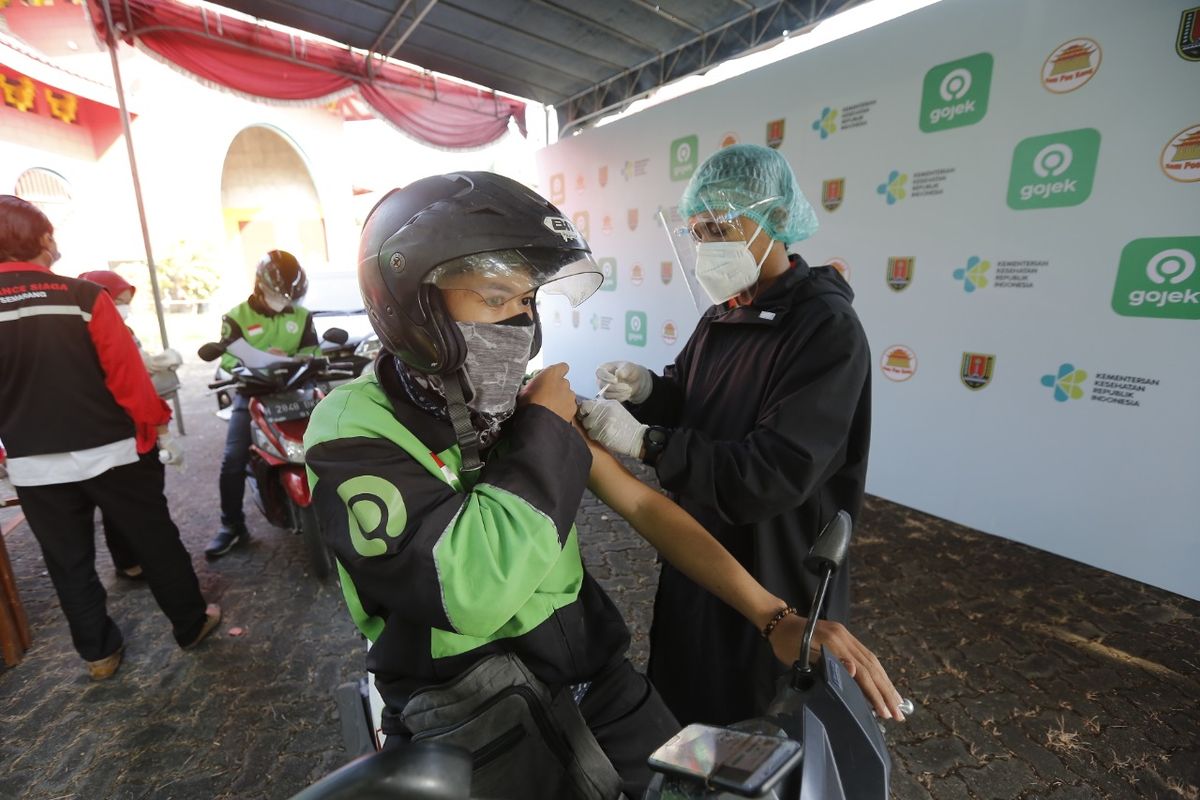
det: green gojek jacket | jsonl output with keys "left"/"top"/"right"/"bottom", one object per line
{"left": 219, "top": 297, "right": 321, "bottom": 371}
{"left": 303, "top": 355, "right": 629, "bottom": 721}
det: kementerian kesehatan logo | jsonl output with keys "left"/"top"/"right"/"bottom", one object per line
{"left": 920, "top": 53, "right": 993, "bottom": 132}
{"left": 766, "top": 118, "right": 785, "bottom": 148}
{"left": 812, "top": 107, "right": 837, "bottom": 139}
{"left": 887, "top": 257, "right": 914, "bottom": 291}
{"left": 1112, "top": 237, "right": 1200, "bottom": 320}
{"left": 1041, "top": 363, "right": 1088, "bottom": 402}
{"left": 876, "top": 170, "right": 908, "bottom": 204}
{"left": 622, "top": 159, "right": 649, "bottom": 181}
{"left": 822, "top": 179, "right": 845, "bottom": 212}
{"left": 960, "top": 352, "right": 995, "bottom": 390}
{"left": 1042, "top": 39, "right": 1101, "bottom": 93}
{"left": 953, "top": 256, "right": 990, "bottom": 292}
{"left": 1161, "top": 124, "right": 1200, "bottom": 183}
{"left": 880, "top": 345, "right": 917, "bottom": 382}
{"left": 1007, "top": 128, "right": 1101, "bottom": 210}
{"left": 1178, "top": 6, "right": 1200, "bottom": 61}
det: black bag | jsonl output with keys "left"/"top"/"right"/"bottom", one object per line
{"left": 401, "top": 654, "right": 623, "bottom": 800}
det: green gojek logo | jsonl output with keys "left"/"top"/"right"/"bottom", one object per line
{"left": 1007, "top": 128, "right": 1100, "bottom": 210}
{"left": 336, "top": 475, "right": 407, "bottom": 558}
{"left": 625, "top": 311, "right": 647, "bottom": 346}
{"left": 597, "top": 257, "right": 617, "bottom": 291}
{"left": 669, "top": 135, "right": 698, "bottom": 181}
{"left": 919, "top": 53, "right": 993, "bottom": 132}
{"left": 1112, "top": 237, "right": 1200, "bottom": 320}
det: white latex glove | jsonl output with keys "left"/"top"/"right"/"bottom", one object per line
{"left": 578, "top": 398, "right": 647, "bottom": 459}
{"left": 149, "top": 348, "right": 183, "bottom": 371}
{"left": 158, "top": 433, "right": 184, "bottom": 467}
{"left": 595, "top": 361, "right": 652, "bottom": 404}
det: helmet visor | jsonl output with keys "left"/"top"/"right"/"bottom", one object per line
{"left": 426, "top": 248, "right": 603, "bottom": 309}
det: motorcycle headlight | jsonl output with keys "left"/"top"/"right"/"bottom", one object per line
{"left": 281, "top": 437, "right": 306, "bottom": 464}
{"left": 251, "top": 426, "right": 284, "bottom": 460}
{"left": 354, "top": 336, "right": 382, "bottom": 359}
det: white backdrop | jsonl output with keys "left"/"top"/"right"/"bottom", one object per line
{"left": 535, "top": 0, "right": 1200, "bottom": 600}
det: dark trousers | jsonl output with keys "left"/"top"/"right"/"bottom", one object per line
{"left": 382, "top": 659, "right": 678, "bottom": 799}
{"left": 15, "top": 451, "right": 208, "bottom": 661}
{"left": 101, "top": 506, "right": 142, "bottom": 572}
{"left": 219, "top": 394, "right": 252, "bottom": 526}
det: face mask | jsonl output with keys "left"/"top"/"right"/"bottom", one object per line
{"left": 694, "top": 224, "right": 768, "bottom": 304}
{"left": 47, "top": 240, "right": 61, "bottom": 266}
{"left": 263, "top": 292, "right": 290, "bottom": 313}
{"left": 116, "top": 304, "right": 131, "bottom": 320}
{"left": 454, "top": 318, "right": 535, "bottom": 416}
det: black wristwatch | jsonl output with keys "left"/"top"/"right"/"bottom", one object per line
{"left": 642, "top": 426, "right": 670, "bottom": 466}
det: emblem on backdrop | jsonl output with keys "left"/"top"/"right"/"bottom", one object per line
{"left": 720, "top": 132, "right": 740, "bottom": 148}
{"left": 661, "top": 261, "right": 673, "bottom": 285}
{"left": 627, "top": 208, "right": 639, "bottom": 231}
{"left": 601, "top": 214, "right": 613, "bottom": 235}
{"left": 598, "top": 165, "right": 608, "bottom": 187}
{"left": 1178, "top": 6, "right": 1200, "bottom": 61}
{"left": 631, "top": 264, "right": 644, "bottom": 286}
{"left": 1160, "top": 124, "right": 1200, "bottom": 182}
{"left": 549, "top": 173, "right": 565, "bottom": 205}
{"left": 960, "top": 352, "right": 996, "bottom": 391}
{"left": 821, "top": 178, "right": 845, "bottom": 212}
{"left": 880, "top": 345, "right": 917, "bottom": 382}
{"left": 575, "top": 174, "right": 586, "bottom": 194}
{"left": 766, "top": 118, "right": 785, "bottom": 149}
{"left": 886, "top": 257, "right": 914, "bottom": 291}
{"left": 1041, "top": 38, "right": 1101, "bottom": 93}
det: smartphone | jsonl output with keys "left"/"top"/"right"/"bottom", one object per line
{"left": 647, "top": 723, "right": 803, "bottom": 796}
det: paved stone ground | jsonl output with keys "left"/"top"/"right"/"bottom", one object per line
{"left": 1, "top": 360, "right": 1197, "bottom": 799}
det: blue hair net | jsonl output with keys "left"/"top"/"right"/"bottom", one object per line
{"left": 679, "top": 144, "right": 819, "bottom": 244}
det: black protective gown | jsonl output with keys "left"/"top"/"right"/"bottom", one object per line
{"left": 630, "top": 256, "right": 872, "bottom": 725}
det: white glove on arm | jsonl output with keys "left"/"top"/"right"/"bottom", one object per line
{"left": 578, "top": 399, "right": 647, "bottom": 459}
{"left": 595, "top": 361, "right": 652, "bottom": 404}
{"left": 158, "top": 433, "right": 184, "bottom": 467}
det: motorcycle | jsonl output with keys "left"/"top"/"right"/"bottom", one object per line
{"left": 292, "top": 511, "right": 913, "bottom": 799}
{"left": 198, "top": 329, "right": 360, "bottom": 580}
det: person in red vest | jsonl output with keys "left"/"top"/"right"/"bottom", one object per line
{"left": 0, "top": 195, "right": 219, "bottom": 680}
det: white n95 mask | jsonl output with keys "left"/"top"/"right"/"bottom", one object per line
{"left": 694, "top": 224, "right": 768, "bottom": 304}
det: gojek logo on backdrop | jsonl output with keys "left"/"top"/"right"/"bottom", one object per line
{"left": 919, "top": 53, "right": 993, "bottom": 132}
{"left": 625, "top": 311, "right": 647, "bottom": 347}
{"left": 1111, "top": 237, "right": 1200, "bottom": 320}
{"left": 1041, "top": 363, "right": 1088, "bottom": 402}
{"left": 670, "top": 135, "right": 698, "bottom": 181}
{"left": 597, "top": 257, "right": 617, "bottom": 292}
{"left": 812, "top": 107, "right": 838, "bottom": 139}
{"left": 953, "top": 256, "right": 990, "bottom": 292}
{"left": 1007, "top": 128, "right": 1100, "bottom": 210}
{"left": 876, "top": 170, "right": 908, "bottom": 204}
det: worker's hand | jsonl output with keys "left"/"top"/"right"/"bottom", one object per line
{"left": 769, "top": 615, "right": 905, "bottom": 722}
{"left": 595, "top": 361, "right": 652, "bottom": 404}
{"left": 518, "top": 363, "right": 577, "bottom": 424}
{"left": 149, "top": 348, "right": 183, "bottom": 370}
{"left": 578, "top": 398, "right": 647, "bottom": 459}
{"left": 157, "top": 433, "right": 185, "bottom": 467}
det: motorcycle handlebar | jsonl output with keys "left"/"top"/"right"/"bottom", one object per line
{"left": 208, "top": 379, "right": 238, "bottom": 390}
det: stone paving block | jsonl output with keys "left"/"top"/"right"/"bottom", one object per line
{"left": 895, "top": 733, "right": 978, "bottom": 774}
{"left": 958, "top": 756, "right": 1039, "bottom": 799}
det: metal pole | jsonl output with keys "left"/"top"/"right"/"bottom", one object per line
{"left": 100, "top": 0, "right": 185, "bottom": 434}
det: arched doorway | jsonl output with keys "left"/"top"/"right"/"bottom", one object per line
{"left": 220, "top": 126, "right": 327, "bottom": 286}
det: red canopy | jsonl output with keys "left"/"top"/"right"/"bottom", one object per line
{"left": 85, "top": 0, "right": 526, "bottom": 149}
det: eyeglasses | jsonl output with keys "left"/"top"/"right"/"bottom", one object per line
{"left": 678, "top": 217, "right": 744, "bottom": 243}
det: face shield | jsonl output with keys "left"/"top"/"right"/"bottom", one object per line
{"left": 661, "top": 195, "right": 781, "bottom": 310}
{"left": 425, "top": 247, "right": 603, "bottom": 310}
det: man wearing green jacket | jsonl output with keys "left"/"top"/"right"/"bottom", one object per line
{"left": 207, "top": 250, "right": 320, "bottom": 558}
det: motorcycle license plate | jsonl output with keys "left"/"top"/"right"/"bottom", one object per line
{"left": 262, "top": 389, "right": 321, "bottom": 422}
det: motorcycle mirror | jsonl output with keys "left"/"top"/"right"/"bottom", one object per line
{"left": 803, "top": 511, "right": 852, "bottom": 577}
{"left": 322, "top": 327, "right": 349, "bottom": 345}
{"left": 197, "top": 342, "right": 226, "bottom": 362}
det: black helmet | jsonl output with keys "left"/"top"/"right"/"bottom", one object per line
{"left": 358, "top": 172, "right": 600, "bottom": 375}
{"left": 255, "top": 250, "right": 308, "bottom": 303}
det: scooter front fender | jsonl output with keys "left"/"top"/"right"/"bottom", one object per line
{"left": 280, "top": 467, "right": 312, "bottom": 507}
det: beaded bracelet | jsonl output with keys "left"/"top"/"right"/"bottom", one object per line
{"left": 761, "top": 606, "right": 798, "bottom": 640}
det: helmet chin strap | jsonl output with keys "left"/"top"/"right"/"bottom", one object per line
{"left": 442, "top": 368, "right": 483, "bottom": 473}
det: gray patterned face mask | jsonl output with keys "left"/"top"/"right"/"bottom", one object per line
{"left": 455, "top": 319, "right": 535, "bottom": 416}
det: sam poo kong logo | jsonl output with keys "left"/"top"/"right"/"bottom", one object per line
{"left": 1042, "top": 38, "right": 1101, "bottom": 93}
{"left": 1161, "top": 124, "right": 1200, "bottom": 182}
{"left": 1007, "top": 128, "right": 1100, "bottom": 210}
{"left": 625, "top": 311, "right": 647, "bottom": 347}
{"left": 920, "top": 53, "right": 992, "bottom": 132}
{"left": 1041, "top": 363, "right": 1088, "bottom": 402}
{"left": 670, "top": 135, "right": 698, "bottom": 181}
{"left": 1112, "top": 237, "right": 1200, "bottom": 320}
{"left": 953, "top": 256, "right": 990, "bottom": 292}
{"left": 880, "top": 345, "right": 917, "bottom": 382}
{"left": 662, "top": 321, "right": 678, "bottom": 346}
{"left": 960, "top": 352, "right": 995, "bottom": 390}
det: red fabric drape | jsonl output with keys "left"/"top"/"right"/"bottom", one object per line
{"left": 86, "top": 0, "right": 525, "bottom": 149}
